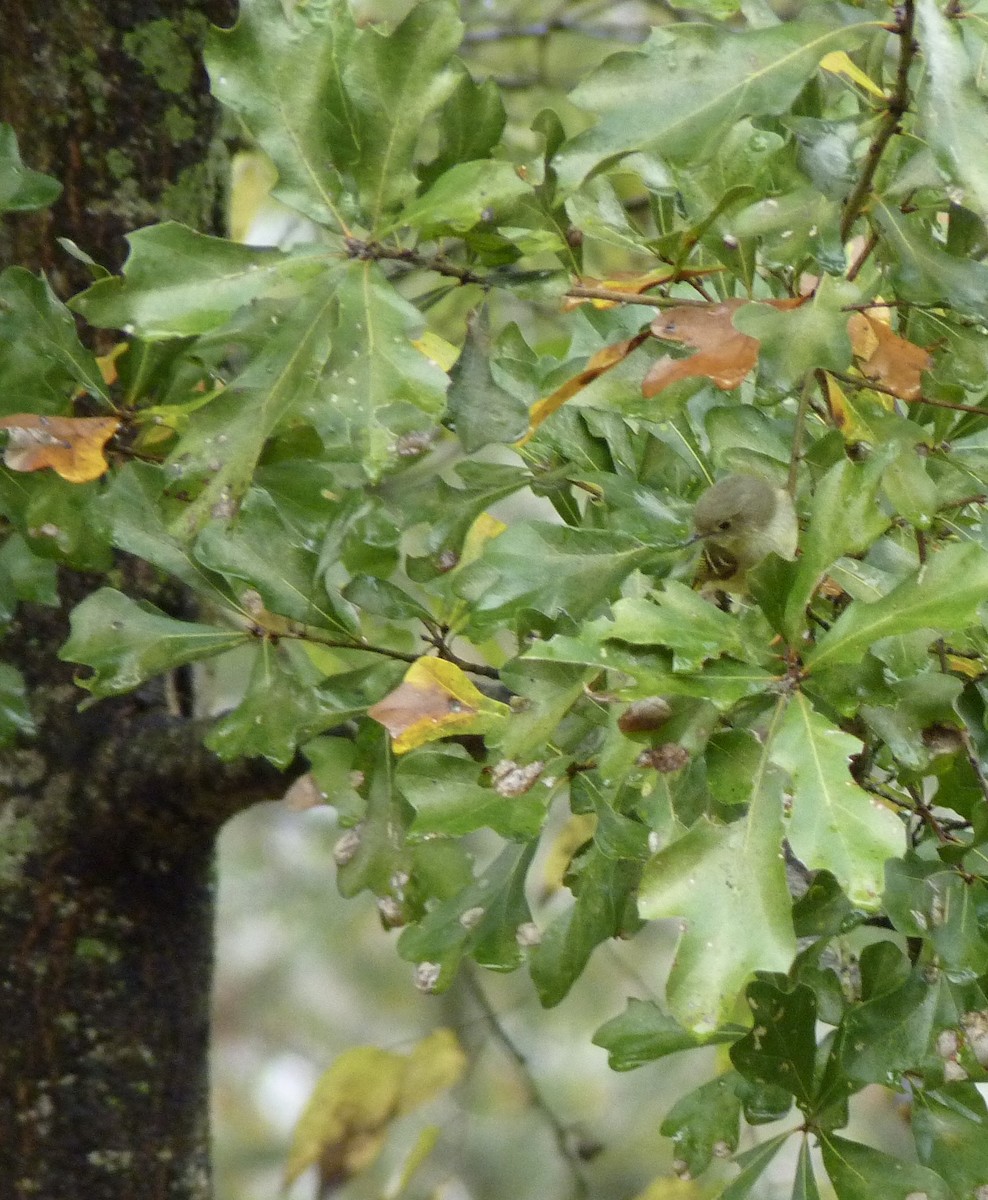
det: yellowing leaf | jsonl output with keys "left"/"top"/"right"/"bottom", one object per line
{"left": 458, "top": 512, "right": 507, "bottom": 570}
{"left": 412, "top": 329, "right": 459, "bottom": 372}
{"left": 823, "top": 372, "right": 886, "bottom": 443}
{"left": 523, "top": 331, "right": 650, "bottom": 441}
{"left": 847, "top": 312, "right": 931, "bottom": 400}
{"left": 367, "top": 656, "right": 509, "bottom": 753}
{"left": 399, "top": 1028, "right": 468, "bottom": 1109}
{"left": 0, "top": 414, "right": 120, "bottom": 483}
{"left": 284, "top": 1046, "right": 405, "bottom": 1188}
{"left": 284, "top": 1032, "right": 466, "bottom": 1190}
{"left": 820, "top": 50, "right": 885, "bottom": 98}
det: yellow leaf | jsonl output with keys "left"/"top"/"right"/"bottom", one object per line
{"left": 368, "top": 657, "right": 509, "bottom": 754}
{"left": 284, "top": 1046, "right": 406, "bottom": 1187}
{"left": 0, "top": 414, "right": 120, "bottom": 483}
{"left": 285, "top": 1033, "right": 466, "bottom": 1191}
{"left": 820, "top": 50, "right": 885, "bottom": 99}
{"left": 399, "top": 1029, "right": 468, "bottom": 1111}
{"left": 823, "top": 373, "right": 884, "bottom": 444}
{"left": 458, "top": 512, "right": 507, "bottom": 571}
{"left": 412, "top": 330, "right": 459, "bottom": 373}
{"left": 383, "top": 1126, "right": 441, "bottom": 1200}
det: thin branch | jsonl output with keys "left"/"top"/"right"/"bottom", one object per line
{"left": 462, "top": 967, "right": 590, "bottom": 1200}
{"left": 281, "top": 622, "right": 502, "bottom": 680}
{"left": 564, "top": 283, "right": 707, "bottom": 308}
{"left": 846, "top": 228, "right": 880, "bottom": 283}
{"left": 827, "top": 369, "right": 988, "bottom": 417}
{"left": 840, "top": 1, "right": 917, "bottom": 241}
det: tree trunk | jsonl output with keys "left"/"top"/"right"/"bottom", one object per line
{"left": 0, "top": 5, "right": 278, "bottom": 1198}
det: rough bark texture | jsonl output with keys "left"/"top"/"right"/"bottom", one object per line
{"left": 0, "top": 4, "right": 285, "bottom": 1198}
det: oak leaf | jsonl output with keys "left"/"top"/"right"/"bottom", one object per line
{"left": 367, "top": 657, "right": 509, "bottom": 754}
{"left": 846, "top": 312, "right": 931, "bottom": 401}
{"left": 0, "top": 414, "right": 120, "bottom": 483}
{"left": 642, "top": 297, "right": 805, "bottom": 398}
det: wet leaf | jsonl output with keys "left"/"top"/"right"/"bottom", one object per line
{"left": 368, "top": 657, "right": 509, "bottom": 754}
{"left": 0, "top": 414, "right": 120, "bottom": 483}
{"left": 847, "top": 312, "right": 931, "bottom": 401}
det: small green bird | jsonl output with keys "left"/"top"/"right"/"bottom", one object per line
{"left": 692, "top": 473, "right": 798, "bottom": 583}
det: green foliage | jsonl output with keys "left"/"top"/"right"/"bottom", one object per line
{"left": 4, "top": 1, "right": 988, "bottom": 1195}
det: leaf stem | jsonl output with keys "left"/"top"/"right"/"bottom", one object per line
{"left": 461, "top": 967, "right": 591, "bottom": 1200}
{"left": 840, "top": 0, "right": 916, "bottom": 242}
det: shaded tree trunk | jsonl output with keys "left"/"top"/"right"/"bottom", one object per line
{"left": 0, "top": 4, "right": 284, "bottom": 1198}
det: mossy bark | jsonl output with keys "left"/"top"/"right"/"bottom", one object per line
{"left": 0, "top": 4, "right": 289, "bottom": 1199}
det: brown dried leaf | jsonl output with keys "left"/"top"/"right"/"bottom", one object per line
{"left": 642, "top": 298, "right": 805, "bottom": 398}
{"left": 847, "top": 313, "right": 931, "bottom": 401}
{"left": 0, "top": 414, "right": 120, "bottom": 483}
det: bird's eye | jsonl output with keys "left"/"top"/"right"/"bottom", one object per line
{"left": 717, "top": 518, "right": 733, "bottom": 531}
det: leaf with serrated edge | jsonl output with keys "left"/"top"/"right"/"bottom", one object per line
{"left": 59, "top": 588, "right": 246, "bottom": 696}
{"left": 915, "top": 0, "right": 988, "bottom": 218}
{"left": 71, "top": 223, "right": 326, "bottom": 338}
{"left": 769, "top": 694, "right": 904, "bottom": 909}
{"left": 638, "top": 704, "right": 796, "bottom": 1032}
{"left": 804, "top": 542, "right": 988, "bottom": 672}
{"left": 554, "top": 21, "right": 876, "bottom": 191}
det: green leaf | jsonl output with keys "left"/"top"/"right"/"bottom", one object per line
{"left": 529, "top": 847, "right": 640, "bottom": 1007}
{"left": 168, "top": 287, "right": 336, "bottom": 536}
{"left": 791, "top": 1137, "right": 822, "bottom": 1200}
{"left": 0, "top": 268, "right": 108, "bottom": 411}
{"left": 804, "top": 542, "right": 988, "bottom": 673}
{"left": 884, "top": 858, "right": 988, "bottom": 981}
{"left": 304, "top": 261, "right": 448, "bottom": 478}
{"left": 607, "top": 587, "right": 745, "bottom": 671}
{"left": 421, "top": 70, "right": 506, "bottom": 187}
{"left": 554, "top": 21, "right": 875, "bottom": 191}
{"left": 205, "top": 0, "right": 359, "bottom": 230}
{"left": 206, "top": 641, "right": 343, "bottom": 767}
{"left": 592, "top": 999, "right": 743, "bottom": 1071}
{"left": 820, "top": 1134, "right": 952, "bottom": 1200}
{"left": 0, "top": 123, "right": 61, "bottom": 212}
{"left": 397, "top": 160, "right": 531, "bottom": 236}
{"left": 732, "top": 276, "right": 856, "bottom": 394}
{"left": 0, "top": 533, "right": 58, "bottom": 609}
{"left": 70, "top": 223, "right": 325, "bottom": 337}
{"left": 837, "top": 968, "right": 942, "bottom": 1085}
{"left": 397, "top": 747, "right": 548, "bottom": 839}
{"left": 659, "top": 1072, "right": 742, "bottom": 1177}
{"left": 100, "top": 463, "right": 229, "bottom": 599}
{"left": 193, "top": 488, "right": 336, "bottom": 627}
{"left": 784, "top": 457, "right": 892, "bottom": 640}
{"left": 912, "top": 1085, "right": 988, "bottom": 1195}
{"left": 397, "top": 842, "right": 535, "bottom": 988}
{"left": 873, "top": 200, "right": 988, "bottom": 322}
{"left": 446, "top": 309, "right": 529, "bottom": 451}
{"left": 60, "top": 588, "right": 246, "bottom": 696}
{"left": 731, "top": 981, "right": 817, "bottom": 1107}
{"left": 915, "top": 0, "right": 988, "bottom": 218}
{"left": 769, "top": 694, "right": 904, "bottom": 909}
{"left": 454, "top": 524, "right": 652, "bottom": 638}
{"left": 0, "top": 663, "right": 34, "bottom": 745}
{"left": 719, "top": 1133, "right": 791, "bottom": 1200}
{"left": 638, "top": 722, "right": 796, "bottom": 1032}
